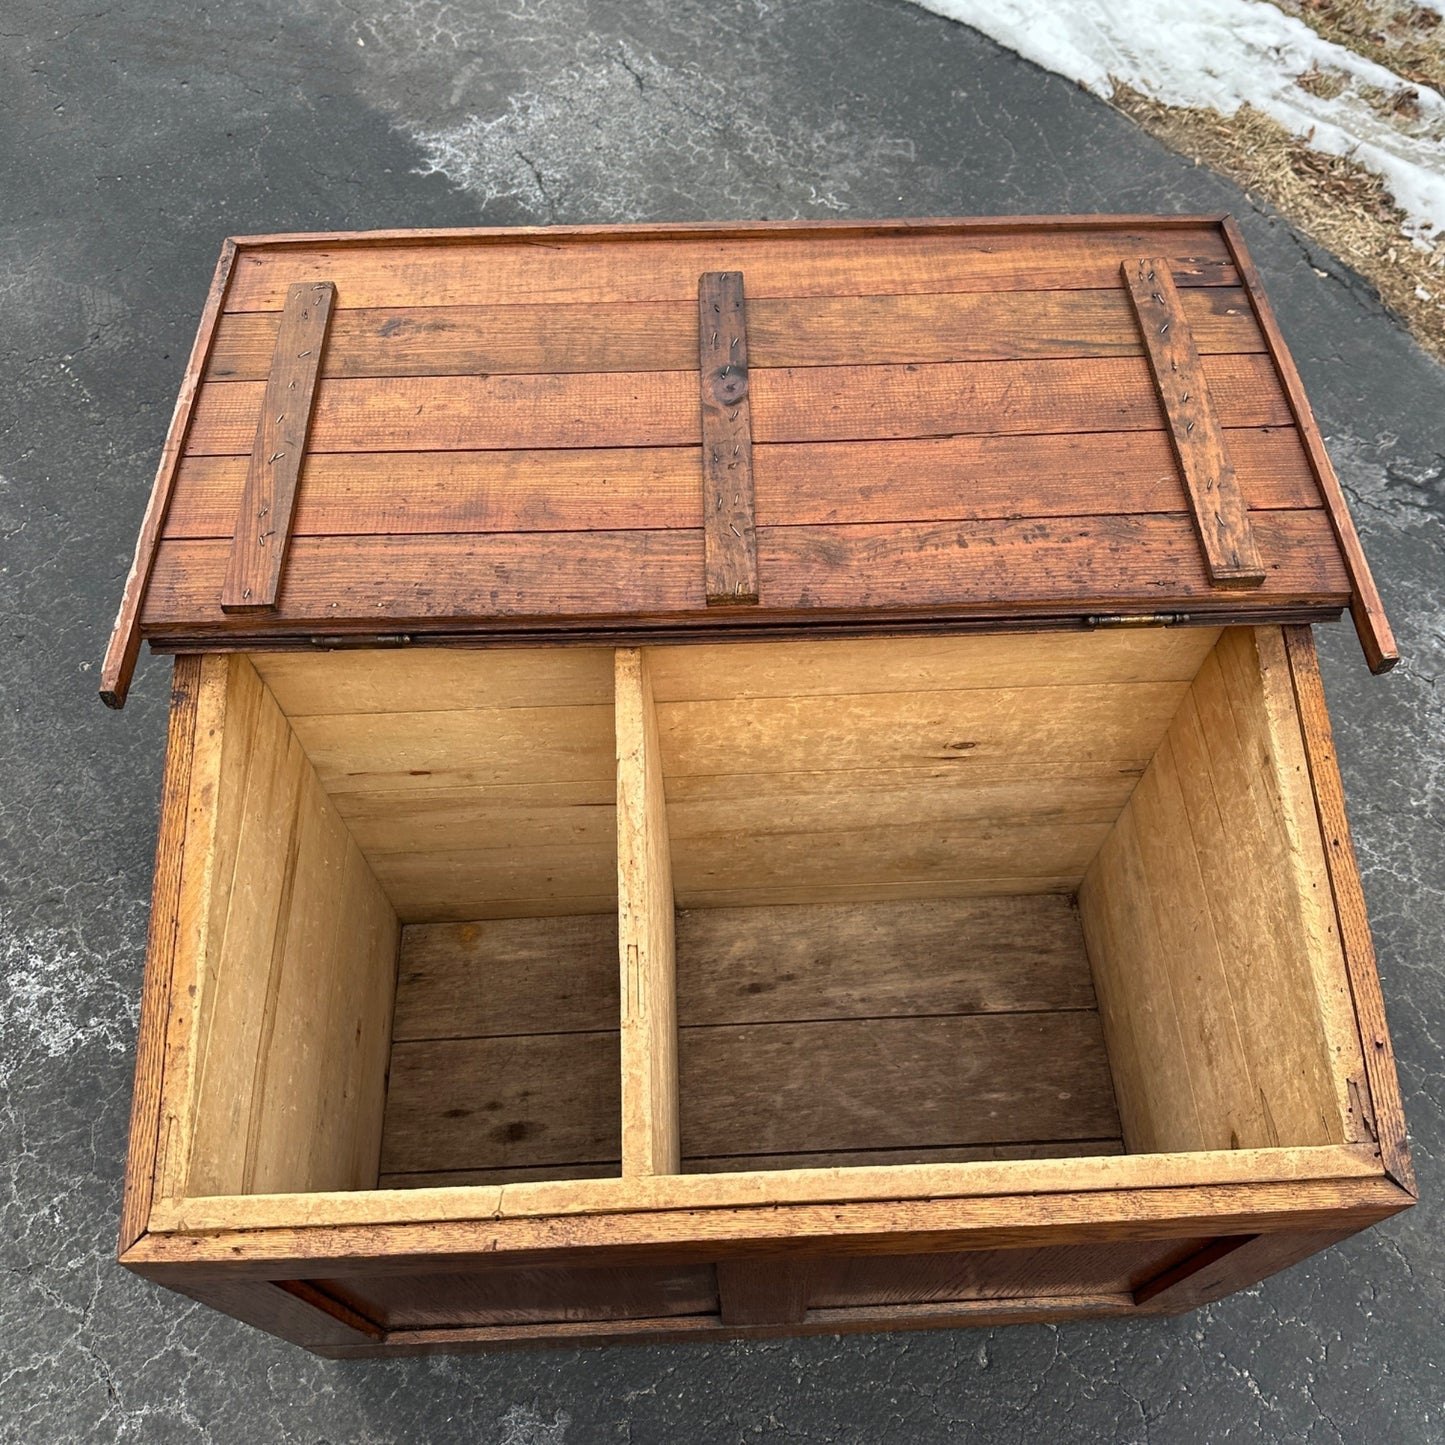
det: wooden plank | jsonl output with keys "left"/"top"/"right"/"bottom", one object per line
{"left": 392, "top": 915, "right": 619, "bottom": 1042}
{"left": 160, "top": 428, "right": 1324, "bottom": 541}
{"left": 649, "top": 628, "right": 1224, "bottom": 700}
{"left": 1079, "top": 627, "right": 1365, "bottom": 1154}
{"left": 120, "top": 656, "right": 202, "bottom": 1251}
{"left": 183, "top": 354, "right": 1293, "bottom": 454}
{"left": 143, "top": 1144, "right": 1388, "bottom": 1237}
{"left": 678, "top": 1013, "right": 1121, "bottom": 1159}
{"left": 179, "top": 655, "right": 401, "bottom": 1196}
{"left": 1283, "top": 626, "right": 1415, "bottom": 1190}
{"left": 220, "top": 282, "right": 336, "bottom": 612}
{"left": 686, "top": 1140, "right": 1125, "bottom": 1173}
{"left": 127, "top": 1276, "right": 380, "bottom": 1350}
{"left": 1221, "top": 218, "right": 1397, "bottom": 672}
{"left": 205, "top": 288, "right": 1267, "bottom": 380}
{"left": 139, "top": 510, "right": 1351, "bottom": 630}
{"left": 717, "top": 1260, "right": 809, "bottom": 1326}
{"left": 699, "top": 272, "right": 758, "bottom": 605}
{"left": 1134, "top": 1227, "right": 1360, "bottom": 1313}
{"left": 389, "top": 1140, "right": 1127, "bottom": 1187}
{"left": 100, "top": 242, "right": 236, "bottom": 707}
{"left": 252, "top": 645, "right": 615, "bottom": 715}
{"left": 313, "top": 1262, "right": 719, "bottom": 1329}
{"left": 673, "top": 897, "right": 1099, "bottom": 1026}
{"left": 1123, "top": 259, "right": 1264, "bottom": 588}
{"left": 615, "top": 649, "right": 680, "bottom": 1176}
{"left": 378, "top": 1033, "right": 621, "bottom": 1178}
{"left": 221, "top": 228, "right": 1241, "bottom": 311}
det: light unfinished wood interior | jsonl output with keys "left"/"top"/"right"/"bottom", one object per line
{"left": 165, "top": 628, "right": 1368, "bottom": 1199}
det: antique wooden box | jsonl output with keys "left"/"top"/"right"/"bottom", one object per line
{"left": 105, "top": 217, "right": 1414, "bottom": 1356}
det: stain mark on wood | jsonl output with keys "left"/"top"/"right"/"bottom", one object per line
{"left": 1123, "top": 259, "right": 1265, "bottom": 590}
{"left": 699, "top": 271, "right": 759, "bottom": 606}
{"left": 221, "top": 281, "right": 337, "bottom": 613}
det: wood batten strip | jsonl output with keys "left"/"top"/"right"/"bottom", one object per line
{"left": 1124, "top": 259, "right": 1265, "bottom": 589}
{"left": 615, "top": 650, "right": 680, "bottom": 1176}
{"left": 220, "top": 282, "right": 336, "bottom": 612}
{"left": 699, "top": 272, "right": 758, "bottom": 605}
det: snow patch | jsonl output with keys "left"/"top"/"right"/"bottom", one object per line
{"left": 909, "top": 0, "right": 1445, "bottom": 243}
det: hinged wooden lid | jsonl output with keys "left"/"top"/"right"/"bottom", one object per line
{"left": 101, "top": 215, "right": 1394, "bottom": 706}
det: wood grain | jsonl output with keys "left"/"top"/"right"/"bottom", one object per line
{"left": 392, "top": 915, "right": 618, "bottom": 1042}
{"left": 221, "top": 228, "right": 1240, "bottom": 312}
{"left": 673, "top": 896, "right": 1099, "bottom": 1026}
{"left": 1123, "top": 259, "right": 1263, "bottom": 587}
{"left": 220, "top": 281, "right": 336, "bottom": 612}
{"left": 1220, "top": 218, "right": 1397, "bottom": 672}
{"left": 1283, "top": 626, "right": 1415, "bottom": 1190}
{"left": 182, "top": 354, "right": 1292, "bottom": 455}
{"left": 699, "top": 272, "right": 758, "bottom": 605}
{"left": 615, "top": 649, "right": 681, "bottom": 1176}
{"left": 677, "top": 1012, "right": 1121, "bottom": 1160}
{"left": 717, "top": 1260, "right": 809, "bottom": 1326}
{"left": 379, "top": 1032, "right": 621, "bottom": 1178}
{"left": 120, "top": 656, "right": 201, "bottom": 1252}
{"left": 141, "top": 511, "right": 1349, "bottom": 633}
{"left": 101, "top": 241, "right": 236, "bottom": 707}
{"left": 160, "top": 426, "right": 1324, "bottom": 541}
{"left": 205, "top": 287, "right": 1266, "bottom": 380}
{"left": 1078, "top": 627, "right": 1364, "bottom": 1154}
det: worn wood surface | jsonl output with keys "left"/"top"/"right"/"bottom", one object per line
{"left": 205, "top": 287, "right": 1265, "bottom": 379}
{"left": 678, "top": 1012, "right": 1120, "bottom": 1161}
{"left": 119, "top": 656, "right": 202, "bottom": 1252}
{"left": 1123, "top": 259, "right": 1264, "bottom": 588}
{"left": 220, "top": 227, "right": 1240, "bottom": 311}
{"left": 162, "top": 427, "right": 1321, "bottom": 540}
{"left": 380, "top": 1032, "right": 621, "bottom": 1180}
{"left": 220, "top": 281, "right": 336, "bottom": 612}
{"left": 111, "top": 218, "right": 1386, "bottom": 684}
{"left": 1079, "top": 627, "right": 1365, "bottom": 1155}
{"left": 173, "top": 656, "right": 400, "bottom": 1197}
{"left": 698, "top": 272, "right": 758, "bottom": 605}
{"left": 142, "top": 510, "right": 1351, "bottom": 634}
{"left": 716, "top": 1260, "right": 809, "bottom": 1326}
{"left": 615, "top": 649, "right": 681, "bottom": 1175}
{"left": 1283, "top": 626, "right": 1415, "bottom": 1189}
{"left": 1220, "top": 218, "right": 1397, "bottom": 672}
{"left": 674, "top": 897, "right": 1099, "bottom": 1025}
{"left": 184, "top": 354, "right": 1292, "bottom": 454}
{"left": 101, "top": 241, "right": 235, "bottom": 706}
{"left": 392, "top": 915, "right": 618, "bottom": 1042}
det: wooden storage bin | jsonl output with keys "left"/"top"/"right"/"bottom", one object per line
{"left": 105, "top": 217, "right": 1413, "bottom": 1354}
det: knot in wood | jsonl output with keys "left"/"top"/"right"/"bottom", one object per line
{"left": 709, "top": 364, "right": 749, "bottom": 407}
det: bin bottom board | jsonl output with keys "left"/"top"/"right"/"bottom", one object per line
{"left": 377, "top": 894, "right": 1123, "bottom": 1188}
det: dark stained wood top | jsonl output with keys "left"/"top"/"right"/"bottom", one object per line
{"left": 101, "top": 216, "right": 1394, "bottom": 705}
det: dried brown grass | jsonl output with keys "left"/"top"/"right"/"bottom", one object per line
{"left": 1111, "top": 83, "right": 1445, "bottom": 362}
{"left": 1273, "top": 0, "right": 1445, "bottom": 91}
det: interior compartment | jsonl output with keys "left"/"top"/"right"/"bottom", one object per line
{"left": 164, "top": 626, "right": 1366, "bottom": 1201}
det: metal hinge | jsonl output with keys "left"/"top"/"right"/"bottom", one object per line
{"left": 306, "top": 633, "right": 414, "bottom": 649}
{"left": 1084, "top": 612, "right": 1190, "bottom": 629}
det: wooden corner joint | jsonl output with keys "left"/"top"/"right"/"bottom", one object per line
{"left": 698, "top": 270, "right": 759, "bottom": 607}
{"left": 220, "top": 280, "right": 337, "bottom": 614}
{"left": 1122, "top": 258, "right": 1266, "bottom": 591}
